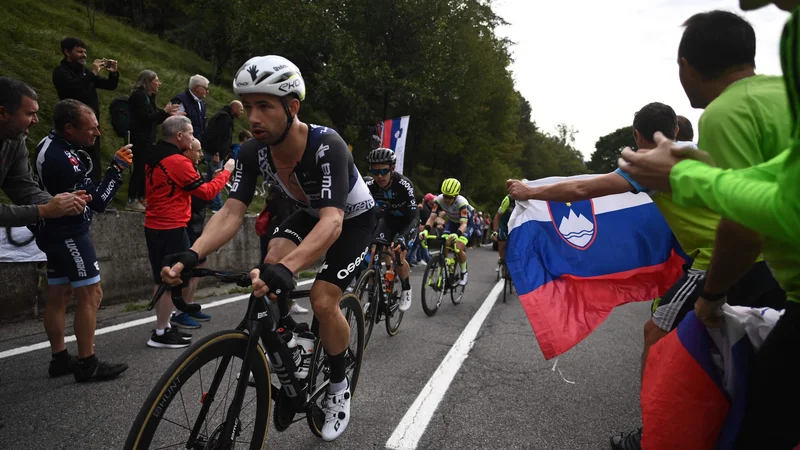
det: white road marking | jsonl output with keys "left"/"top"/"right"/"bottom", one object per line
{"left": 386, "top": 280, "right": 504, "bottom": 450}
{"left": 0, "top": 279, "right": 314, "bottom": 360}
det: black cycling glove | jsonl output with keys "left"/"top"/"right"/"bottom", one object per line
{"left": 162, "top": 250, "right": 200, "bottom": 280}
{"left": 254, "top": 263, "right": 295, "bottom": 301}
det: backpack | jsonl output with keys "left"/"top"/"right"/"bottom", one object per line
{"left": 109, "top": 96, "right": 131, "bottom": 138}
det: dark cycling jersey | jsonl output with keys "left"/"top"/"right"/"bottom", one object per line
{"left": 32, "top": 131, "right": 122, "bottom": 237}
{"left": 366, "top": 172, "right": 418, "bottom": 239}
{"left": 229, "top": 124, "right": 374, "bottom": 219}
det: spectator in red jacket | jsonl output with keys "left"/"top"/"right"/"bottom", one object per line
{"left": 143, "top": 116, "right": 232, "bottom": 349}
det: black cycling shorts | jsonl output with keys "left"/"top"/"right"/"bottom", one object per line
{"left": 374, "top": 217, "right": 416, "bottom": 246}
{"left": 272, "top": 208, "right": 377, "bottom": 290}
{"left": 36, "top": 232, "right": 101, "bottom": 288}
{"left": 145, "top": 227, "right": 190, "bottom": 285}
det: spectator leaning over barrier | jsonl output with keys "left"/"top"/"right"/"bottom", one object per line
{"left": 202, "top": 100, "right": 243, "bottom": 212}
{"left": 174, "top": 137, "right": 223, "bottom": 328}
{"left": 126, "top": 70, "right": 182, "bottom": 212}
{"left": 0, "top": 77, "right": 88, "bottom": 227}
{"left": 32, "top": 98, "right": 132, "bottom": 382}
{"left": 52, "top": 37, "right": 119, "bottom": 190}
{"left": 143, "top": 116, "right": 233, "bottom": 348}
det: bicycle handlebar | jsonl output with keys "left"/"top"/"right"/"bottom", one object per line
{"left": 148, "top": 269, "right": 252, "bottom": 313}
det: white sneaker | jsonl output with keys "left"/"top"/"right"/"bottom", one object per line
{"left": 290, "top": 301, "right": 309, "bottom": 315}
{"left": 321, "top": 379, "right": 351, "bottom": 441}
{"left": 399, "top": 290, "right": 412, "bottom": 312}
{"left": 459, "top": 272, "right": 469, "bottom": 286}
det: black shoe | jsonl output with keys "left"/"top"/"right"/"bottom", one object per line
{"left": 610, "top": 427, "right": 642, "bottom": 450}
{"left": 73, "top": 355, "right": 128, "bottom": 382}
{"left": 147, "top": 327, "right": 192, "bottom": 349}
{"left": 48, "top": 353, "right": 78, "bottom": 378}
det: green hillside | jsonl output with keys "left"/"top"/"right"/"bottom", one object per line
{"left": 1, "top": 0, "right": 261, "bottom": 212}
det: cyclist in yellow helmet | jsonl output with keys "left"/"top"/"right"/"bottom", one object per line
{"left": 419, "top": 178, "right": 473, "bottom": 285}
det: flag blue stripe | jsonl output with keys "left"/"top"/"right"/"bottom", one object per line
{"left": 507, "top": 202, "right": 679, "bottom": 295}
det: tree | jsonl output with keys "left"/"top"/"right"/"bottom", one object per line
{"left": 587, "top": 126, "right": 636, "bottom": 174}
{"left": 85, "top": 0, "right": 102, "bottom": 39}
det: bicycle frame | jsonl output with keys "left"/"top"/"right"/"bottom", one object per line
{"left": 150, "top": 269, "right": 320, "bottom": 448}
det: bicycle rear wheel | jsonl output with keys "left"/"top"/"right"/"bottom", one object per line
{"left": 306, "top": 294, "right": 365, "bottom": 437}
{"left": 124, "top": 331, "right": 271, "bottom": 450}
{"left": 421, "top": 257, "right": 444, "bottom": 317}
{"left": 355, "top": 268, "right": 379, "bottom": 349}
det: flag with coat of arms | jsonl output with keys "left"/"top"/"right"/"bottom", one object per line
{"left": 376, "top": 116, "right": 410, "bottom": 174}
{"left": 505, "top": 175, "right": 688, "bottom": 360}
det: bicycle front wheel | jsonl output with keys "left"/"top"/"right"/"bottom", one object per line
{"left": 421, "top": 257, "right": 444, "bottom": 317}
{"left": 306, "top": 294, "right": 365, "bottom": 437}
{"left": 124, "top": 331, "right": 272, "bottom": 450}
{"left": 385, "top": 282, "right": 404, "bottom": 336}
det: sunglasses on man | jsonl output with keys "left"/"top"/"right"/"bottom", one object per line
{"left": 370, "top": 168, "right": 391, "bottom": 176}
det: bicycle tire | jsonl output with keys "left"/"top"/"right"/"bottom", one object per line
{"left": 421, "top": 257, "right": 443, "bottom": 317}
{"left": 124, "top": 331, "right": 271, "bottom": 450}
{"left": 385, "top": 281, "right": 404, "bottom": 336}
{"left": 306, "top": 294, "right": 365, "bottom": 438}
{"left": 355, "top": 268, "right": 378, "bottom": 349}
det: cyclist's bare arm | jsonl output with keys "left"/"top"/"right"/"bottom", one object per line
{"left": 280, "top": 206, "right": 344, "bottom": 273}
{"left": 191, "top": 198, "right": 248, "bottom": 258}
{"left": 493, "top": 213, "right": 501, "bottom": 232}
{"left": 508, "top": 172, "right": 631, "bottom": 202}
{"left": 161, "top": 199, "right": 247, "bottom": 284}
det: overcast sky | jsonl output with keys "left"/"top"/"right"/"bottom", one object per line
{"left": 493, "top": 0, "right": 788, "bottom": 159}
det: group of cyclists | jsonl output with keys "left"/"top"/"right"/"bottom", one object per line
{"left": 157, "top": 54, "right": 491, "bottom": 441}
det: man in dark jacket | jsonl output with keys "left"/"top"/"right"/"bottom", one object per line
{"left": 202, "top": 100, "right": 243, "bottom": 211}
{"left": 0, "top": 77, "right": 87, "bottom": 226}
{"left": 52, "top": 37, "right": 119, "bottom": 187}
{"left": 171, "top": 75, "right": 209, "bottom": 143}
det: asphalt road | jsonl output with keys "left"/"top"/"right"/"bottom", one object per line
{"left": 0, "top": 245, "right": 650, "bottom": 450}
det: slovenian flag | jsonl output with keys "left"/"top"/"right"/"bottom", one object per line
{"left": 506, "top": 175, "right": 687, "bottom": 360}
{"left": 641, "top": 306, "right": 780, "bottom": 450}
{"left": 377, "top": 116, "right": 410, "bottom": 174}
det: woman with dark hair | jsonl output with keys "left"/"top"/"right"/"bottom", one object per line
{"left": 126, "top": 70, "right": 181, "bottom": 212}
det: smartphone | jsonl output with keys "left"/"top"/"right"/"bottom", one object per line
{"left": 127, "top": 130, "right": 130, "bottom": 146}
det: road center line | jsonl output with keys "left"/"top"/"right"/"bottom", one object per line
{"left": 0, "top": 279, "right": 314, "bottom": 360}
{"left": 386, "top": 280, "right": 504, "bottom": 450}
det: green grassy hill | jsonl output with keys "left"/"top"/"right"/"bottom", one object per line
{"left": 1, "top": 0, "right": 262, "bottom": 212}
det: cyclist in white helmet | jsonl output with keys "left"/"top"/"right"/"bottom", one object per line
{"left": 160, "top": 55, "right": 376, "bottom": 441}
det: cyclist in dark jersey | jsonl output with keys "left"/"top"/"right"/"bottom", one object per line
{"left": 366, "top": 148, "right": 418, "bottom": 311}
{"left": 160, "top": 55, "right": 376, "bottom": 441}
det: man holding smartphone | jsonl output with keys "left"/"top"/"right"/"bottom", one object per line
{"left": 53, "top": 37, "right": 120, "bottom": 195}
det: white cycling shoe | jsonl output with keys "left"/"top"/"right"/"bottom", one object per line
{"left": 399, "top": 289, "right": 412, "bottom": 312}
{"left": 459, "top": 271, "right": 469, "bottom": 286}
{"left": 321, "top": 378, "right": 351, "bottom": 441}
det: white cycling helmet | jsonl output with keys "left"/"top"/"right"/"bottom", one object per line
{"left": 233, "top": 55, "right": 306, "bottom": 101}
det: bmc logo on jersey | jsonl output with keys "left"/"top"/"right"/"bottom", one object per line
{"left": 547, "top": 199, "right": 597, "bottom": 250}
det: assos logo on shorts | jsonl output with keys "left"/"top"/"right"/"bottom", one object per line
{"left": 337, "top": 246, "right": 369, "bottom": 280}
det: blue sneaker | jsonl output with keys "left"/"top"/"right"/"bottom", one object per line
{"left": 170, "top": 313, "right": 201, "bottom": 329}
{"left": 189, "top": 310, "right": 212, "bottom": 322}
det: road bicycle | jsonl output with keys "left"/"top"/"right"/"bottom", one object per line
{"left": 419, "top": 233, "right": 466, "bottom": 316}
{"left": 353, "top": 238, "right": 405, "bottom": 348}
{"left": 124, "top": 268, "right": 365, "bottom": 449}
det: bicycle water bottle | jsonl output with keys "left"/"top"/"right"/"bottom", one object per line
{"left": 384, "top": 268, "right": 395, "bottom": 294}
{"left": 294, "top": 332, "right": 315, "bottom": 380}
{"left": 277, "top": 327, "right": 303, "bottom": 375}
